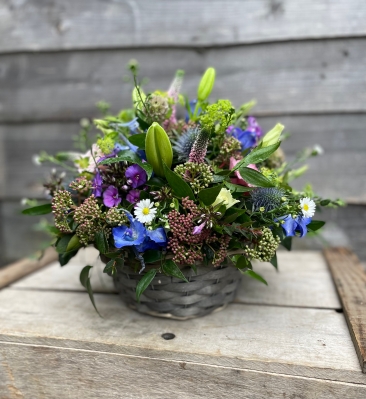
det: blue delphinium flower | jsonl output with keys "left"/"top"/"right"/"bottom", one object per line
{"left": 227, "top": 116, "right": 263, "bottom": 151}
{"left": 112, "top": 211, "right": 146, "bottom": 248}
{"left": 277, "top": 215, "right": 311, "bottom": 238}
{"left": 136, "top": 227, "right": 168, "bottom": 252}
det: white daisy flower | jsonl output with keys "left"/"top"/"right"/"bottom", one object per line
{"left": 299, "top": 197, "right": 316, "bottom": 218}
{"left": 134, "top": 199, "right": 157, "bottom": 224}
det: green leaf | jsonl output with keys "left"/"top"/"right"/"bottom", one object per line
{"left": 235, "top": 255, "right": 250, "bottom": 269}
{"left": 190, "top": 264, "right": 197, "bottom": 274}
{"left": 241, "top": 269, "right": 268, "bottom": 285}
{"left": 103, "top": 259, "right": 115, "bottom": 276}
{"left": 80, "top": 265, "right": 100, "bottom": 315}
{"left": 307, "top": 220, "right": 326, "bottom": 232}
{"left": 22, "top": 203, "right": 52, "bottom": 216}
{"left": 163, "top": 162, "right": 194, "bottom": 200}
{"left": 145, "top": 122, "right": 173, "bottom": 177}
{"left": 282, "top": 236, "right": 292, "bottom": 251}
{"left": 224, "top": 181, "right": 255, "bottom": 192}
{"left": 162, "top": 259, "right": 189, "bottom": 283}
{"left": 143, "top": 250, "right": 162, "bottom": 263}
{"left": 320, "top": 200, "right": 330, "bottom": 206}
{"left": 59, "top": 250, "right": 78, "bottom": 266}
{"left": 94, "top": 230, "right": 108, "bottom": 254}
{"left": 136, "top": 269, "right": 157, "bottom": 302}
{"left": 56, "top": 235, "right": 73, "bottom": 253}
{"left": 149, "top": 176, "right": 165, "bottom": 188}
{"left": 270, "top": 253, "right": 278, "bottom": 270}
{"left": 128, "top": 133, "right": 146, "bottom": 149}
{"left": 236, "top": 167, "right": 275, "bottom": 188}
{"left": 223, "top": 207, "right": 248, "bottom": 223}
{"left": 104, "top": 251, "right": 121, "bottom": 259}
{"left": 66, "top": 234, "right": 81, "bottom": 252}
{"left": 240, "top": 142, "right": 281, "bottom": 168}
{"left": 198, "top": 185, "right": 222, "bottom": 206}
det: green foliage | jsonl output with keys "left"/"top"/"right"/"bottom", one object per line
{"left": 198, "top": 185, "right": 222, "bottom": 206}
{"left": 261, "top": 124, "right": 284, "bottom": 147}
{"left": 241, "top": 269, "right": 268, "bottom": 285}
{"left": 94, "top": 230, "right": 108, "bottom": 254}
{"left": 143, "top": 250, "right": 162, "bottom": 263}
{"left": 162, "top": 260, "right": 189, "bottom": 283}
{"left": 80, "top": 266, "right": 101, "bottom": 315}
{"left": 199, "top": 100, "right": 235, "bottom": 135}
{"left": 234, "top": 142, "right": 281, "bottom": 169}
{"left": 163, "top": 162, "right": 194, "bottom": 200}
{"left": 22, "top": 204, "right": 52, "bottom": 216}
{"left": 128, "top": 133, "right": 146, "bottom": 149}
{"left": 236, "top": 168, "right": 275, "bottom": 188}
{"left": 136, "top": 269, "right": 157, "bottom": 302}
{"left": 307, "top": 220, "right": 326, "bottom": 232}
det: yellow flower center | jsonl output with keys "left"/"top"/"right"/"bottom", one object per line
{"left": 303, "top": 204, "right": 309, "bottom": 211}
{"left": 142, "top": 207, "right": 150, "bottom": 215}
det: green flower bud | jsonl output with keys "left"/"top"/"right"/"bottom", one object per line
{"left": 197, "top": 67, "right": 216, "bottom": 102}
{"left": 261, "top": 123, "right": 284, "bottom": 147}
{"left": 145, "top": 122, "right": 173, "bottom": 177}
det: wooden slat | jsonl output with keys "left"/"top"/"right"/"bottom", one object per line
{"left": 10, "top": 248, "right": 341, "bottom": 310}
{"left": 1, "top": 38, "right": 366, "bottom": 123}
{"left": 324, "top": 247, "right": 366, "bottom": 373}
{"left": 1, "top": 0, "right": 366, "bottom": 53}
{"left": 0, "top": 289, "right": 364, "bottom": 384}
{"left": 1, "top": 342, "right": 365, "bottom": 399}
{"left": 0, "top": 247, "right": 57, "bottom": 289}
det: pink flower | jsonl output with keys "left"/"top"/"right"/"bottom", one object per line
{"left": 229, "top": 157, "right": 258, "bottom": 187}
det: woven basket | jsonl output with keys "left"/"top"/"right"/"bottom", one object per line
{"left": 109, "top": 258, "right": 241, "bottom": 320}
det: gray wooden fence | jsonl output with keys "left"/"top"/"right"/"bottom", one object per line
{"left": 0, "top": 0, "right": 365, "bottom": 264}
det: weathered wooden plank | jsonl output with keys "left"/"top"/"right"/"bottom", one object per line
{"left": 0, "top": 247, "right": 57, "bottom": 289}
{"left": 1, "top": 38, "right": 366, "bottom": 122}
{"left": 324, "top": 248, "right": 366, "bottom": 373}
{"left": 10, "top": 248, "right": 341, "bottom": 309}
{"left": 1, "top": 0, "right": 366, "bottom": 53}
{"left": 0, "top": 289, "right": 365, "bottom": 384}
{"left": 1, "top": 342, "right": 365, "bottom": 399}
{"left": 1, "top": 115, "right": 366, "bottom": 200}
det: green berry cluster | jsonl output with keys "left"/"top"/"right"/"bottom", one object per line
{"left": 51, "top": 190, "right": 74, "bottom": 233}
{"left": 199, "top": 100, "right": 235, "bottom": 135}
{"left": 219, "top": 136, "right": 241, "bottom": 156}
{"left": 69, "top": 176, "right": 92, "bottom": 194}
{"left": 174, "top": 162, "right": 213, "bottom": 194}
{"left": 243, "top": 228, "right": 280, "bottom": 262}
{"left": 106, "top": 207, "right": 128, "bottom": 226}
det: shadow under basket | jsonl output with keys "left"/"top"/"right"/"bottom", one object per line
{"left": 112, "top": 261, "right": 242, "bottom": 320}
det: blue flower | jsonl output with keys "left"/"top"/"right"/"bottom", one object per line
{"left": 112, "top": 211, "right": 146, "bottom": 248}
{"left": 227, "top": 126, "right": 257, "bottom": 150}
{"left": 136, "top": 227, "right": 168, "bottom": 252}
{"left": 277, "top": 215, "right": 311, "bottom": 238}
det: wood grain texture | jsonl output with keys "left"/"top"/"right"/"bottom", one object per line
{"left": 1, "top": 0, "right": 366, "bottom": 53}
{"left": 1, "top": 342, "right": 366, "bottom": 399}
{"left": 1, "top": 38, "right": 366, "bottom": 123}
{"left": 10, "top": 248, "right": 341, "bottom": 309}
{"left": 0, "top": 289, "right": 365, "bottom": 384}
{"left": 0, "top": 247, "right": 57, "bottom": 289}
{"left": 324, "top": 248, "right": 366, "bottom": 373}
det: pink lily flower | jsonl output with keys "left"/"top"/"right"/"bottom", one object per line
{"left": 229, "top": 157, "right": 258, "bottom": 187}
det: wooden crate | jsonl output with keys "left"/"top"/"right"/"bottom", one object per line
{"left": 0, "top": 248, "right": 365, "bottom": 398}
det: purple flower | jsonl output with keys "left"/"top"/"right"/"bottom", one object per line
{"left": 125, "top": 164, "right": 147, "bottom": 188}
{"left": 227, "top": 117, "right": 263, "bottom": 151}
{"left": 92, "top": 172, "right": 103, "bottom": 197}
{"left": 103, "top": 186, "right": 122, "bottom": 208}
{"left": 112, "top": 211, "right": 146, "bottom": 249}
{"left": 126, "top": 189, "right": 141, "bottom": 204}
{"left": 277, "top": 215, "right": 311, "bottom": 238}
{"left": 193, "top": 222, "right": 206, "bottom": 235}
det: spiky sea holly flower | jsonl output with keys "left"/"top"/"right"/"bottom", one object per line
{"left": 250, "top": 187, "right": 285, "bottom": 212}
{"left": 173, "top": 126, "right": 199, "bottom": 161}
{"left": 188, "top": 128, "right": 210, "bottom": 164}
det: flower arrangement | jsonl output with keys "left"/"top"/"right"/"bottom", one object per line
{"left": 23, "top": 63, "right": 340, "bottom": 318}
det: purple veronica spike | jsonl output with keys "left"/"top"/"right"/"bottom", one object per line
{"left": 103, "top": 186, "right": 121, "bottom": 208}
{"left": 126, "top": 189, "right": 141, "bottom": 204}
{"left": 125, "top": 164, "right": 147, "bottom": 188}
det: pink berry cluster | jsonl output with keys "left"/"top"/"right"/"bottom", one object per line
{"left": 167, "top": 197, "right": 230, "bottom": 266}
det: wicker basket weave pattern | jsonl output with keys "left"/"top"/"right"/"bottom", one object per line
{"left": 112, "top": 263, "right": 241, "bottom": 320}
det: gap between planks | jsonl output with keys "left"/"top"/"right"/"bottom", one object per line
{"left": 324, "top": 247, "right": 366, "bottom": 373}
